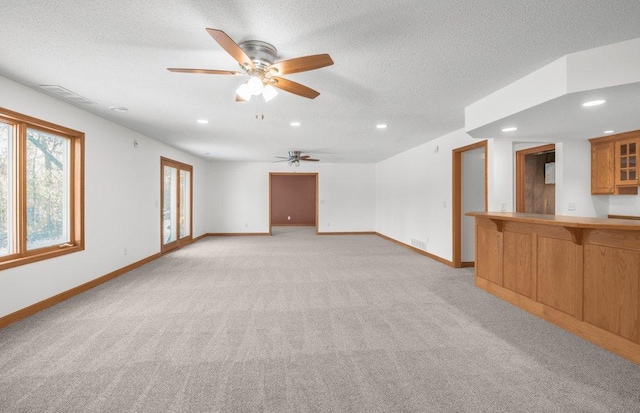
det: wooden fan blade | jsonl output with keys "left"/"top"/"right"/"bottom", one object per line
{"left": 268, "top": 54, "right": 333, "bottom": 75}
{"left": 206, "top": 28, "right": 255, "bottom": 70}
{"left": 271, "top": 77, "right": 320, "bottom": 99}
{"left": 301, "top": 158, "right": 320, "bottom": 162}
{"left": 167, "top": 68, "right": 242, "bottom": 75}
{"left": 275, "top": 156, "right": 290, "bottom": 159}
{"left": 273, "top": 159, "right": 289, "bottom": 163}
{"left": 299, "top": 155, "right": 310, "bottom": 159}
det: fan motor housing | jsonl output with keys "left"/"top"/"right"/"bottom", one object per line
{"left": 239, "top": 40, "right": 277, "bottom": 70}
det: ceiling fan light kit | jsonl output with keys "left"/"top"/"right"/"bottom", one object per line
{"left": 247, "top": 76, "right": 264, "bottom": 95}
{"left": 235, "top": 83, "right": 252, "bottom": 101}
{"left": 262, "top": 84, "right": 278, "bottom": 102}
{"left": 236, "top": 76, "right": 278, "bottom": 102}
{"left": 168, "top": 29, "right": 333, "bottom": 103}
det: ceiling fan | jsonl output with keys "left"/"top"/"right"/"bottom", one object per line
{"left": 168, "top": 28, "right": 333, "bottom": 101}
{"left": 274, "top": 151, "right": 320, "bottom": 167}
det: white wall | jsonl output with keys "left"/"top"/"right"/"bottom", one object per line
{"left": 555, "top": 140, "right": 608, "bottom": 217}
{"left": 465, "top": 57, "right": 568, "bottom": 132}
{"left": 0, "top": 76, "right": 208, "bottom": 319}
{"left": 568, "top": 38, "right": 640, "bottom": 92}
{"left": 205, "top": 162, "right": 376, "bottom": 233}
{"left": 375, "top": 123, "right": 618, "bottom": 263}
{"left": 488, "top": 138, "right": 514, "bottom": 212}
{"left": 608, "top": 194, "right": 640, "bottom": 216}
{"left": 466, "top": 38, "right": 640, "bottom": 135}
{"left": 376, "top": 129, "right": 480, "bottom": 261}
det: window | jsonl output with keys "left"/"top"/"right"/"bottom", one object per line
{"left": 0, "top": 107, "right": 84, "bottom": 270}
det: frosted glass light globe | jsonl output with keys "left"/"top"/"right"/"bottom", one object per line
{"left": 262, "top": 84, "right": 278, "bottom": 102}
{"left": 235, "top": 83, "right": 252, "bottom": 101}
{"left": 247, "top": 76, "right": 264, "bottom": 96}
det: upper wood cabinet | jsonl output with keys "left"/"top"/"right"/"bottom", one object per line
{"left": 591, "top": 139, "right": 615, "bottom": 194}
{"left": 590, "top": 130, "right": 640, "bottom": 195}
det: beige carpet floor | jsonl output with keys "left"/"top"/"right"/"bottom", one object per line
{"left": 1, "top": 226, "right": 639, "bottom": 412}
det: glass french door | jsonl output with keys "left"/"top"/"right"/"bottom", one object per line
{"left": 161, "top": 157, "right": 192, "bottom": 253}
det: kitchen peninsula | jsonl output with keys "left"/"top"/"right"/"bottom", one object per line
{"left": 467, "top": 212, "right": 640, "bottom": 365}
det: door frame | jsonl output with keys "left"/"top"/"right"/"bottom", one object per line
{"left": 515, "top": 144, "right": 555, "bottom": 213}
{"left": 269, "top": 172, "right": 318, "bottom": 235}
{"left": 160, "top": 157, "right": 193, "bottom": 254}
{"left": 452, "top": 140, "right": 488, "bottom": 268}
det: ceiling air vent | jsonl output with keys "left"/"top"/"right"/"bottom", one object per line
{"left": 39, "top": 85, "right": 97, "bottom": 105}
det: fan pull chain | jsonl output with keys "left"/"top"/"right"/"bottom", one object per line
{"left": 254, "top": 100, "right": 265, "bottom": 120}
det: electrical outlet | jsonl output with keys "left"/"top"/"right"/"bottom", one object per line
{"left": 500, "top": 202, "right": 506, "bottom": 212}
{"left": 123, "top": 248, "right": 128, "bottom": 255}
{"left": 568, "top": 202, "right": 576, "bottom": 211}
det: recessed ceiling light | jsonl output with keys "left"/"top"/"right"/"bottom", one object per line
{"left": 197, "top": 119, "right": 209, "bottom": 124}
{"left": 376, "top": 124, "right": 387, "bottom": 129}
{"left": 290, "top": 122, "right": 301, "bottom": 127}
{"left": 109, "top": 106, "right": 128, "bottom": 112}
{"left": 582, "top": 99, "right": 606, "bottom": 107}
{"left": 604, "top": 130, "right": 615, "bottom": 134}
{"left": 501, "top": 127, "right": 518, "bottom": 132}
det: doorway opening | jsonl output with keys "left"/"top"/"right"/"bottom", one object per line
{"left": 452, "top": 141, "right": 488, "bottom": 268}
{"left": 269, "top": 173, "right": 318, "bottom": 235}
{"left": 161, "top": 157, "right": 193, "bottom": 254}
{"left": 515, "top": 144, "right": 556, "bottom": 214}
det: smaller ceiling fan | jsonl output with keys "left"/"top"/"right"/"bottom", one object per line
{"left": 274, "top": 151, "right": 320, "bottom": 167}
{"left": 167, "top": 28, "right": 333, "bottom": 102}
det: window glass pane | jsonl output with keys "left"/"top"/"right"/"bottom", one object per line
{"left": 179, "top": 170, "right": 191, "bottom": 238}
{"left": 26, "top": 129, "right": 69, "bottom": 250}
{"left": 0, "top": 122, "right": 12, "bottom": 256}
{"left": 163, "top": 166, "right": 178, "bottom": 244}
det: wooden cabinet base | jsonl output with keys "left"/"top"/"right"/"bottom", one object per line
{"left": 469, "top": 212, "right": 640, "bottom": 366}
{"left": 476, "top": 276, "right": 640, "bottom": 365}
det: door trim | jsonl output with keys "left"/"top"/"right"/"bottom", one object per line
{"left": 452, "top": 140, "right": 488, "bottom": 268}
{"left": 160, "top": 157, "right": 193, "bottom": 254}
{"left": 269, "top": 172, "right": 318, "bottom": 235}
{"left": 515, "top": 144, "right": 555, "bottom": 213}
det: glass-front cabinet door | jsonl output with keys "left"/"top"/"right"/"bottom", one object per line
{"left": 615, "top": 139, "right": 638, "bottom": 186}
{"left": 161, "top": 158, "right": 192, "bottom": 253}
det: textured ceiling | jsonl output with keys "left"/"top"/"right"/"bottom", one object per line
{"left": 1, "top": 0, "right": 640, "bottom": 162}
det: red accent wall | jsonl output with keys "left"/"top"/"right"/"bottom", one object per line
{"left": 271, "top": 174, "right": 316, "bottom": 226}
